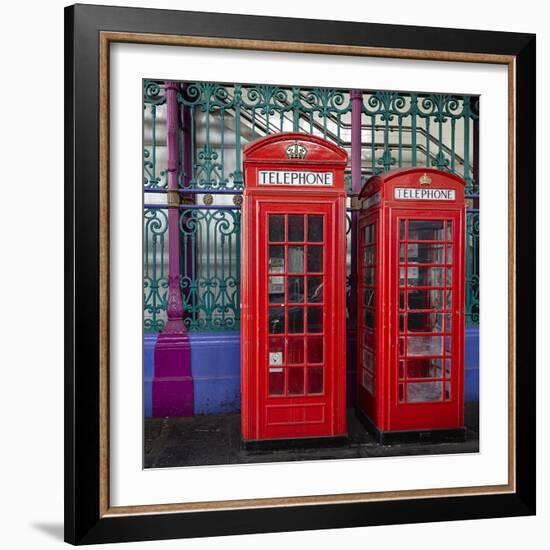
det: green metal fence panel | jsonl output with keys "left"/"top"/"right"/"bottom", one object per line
{"left": 143, "top": 81, "right": 479, "bottom": 332}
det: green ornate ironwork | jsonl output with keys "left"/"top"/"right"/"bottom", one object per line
{"left": 143, "top": 81, "right": 480, "bottom": 331}
{"left": 179, "top": 208, "right": 241, "bottom": 330}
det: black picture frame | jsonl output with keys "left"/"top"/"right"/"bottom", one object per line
{"left": 65, "top": 3, "right": 536, "bottom": 545}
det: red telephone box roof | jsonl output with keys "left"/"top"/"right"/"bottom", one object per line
{"left": 359, "top": 167, "right": 465, "bottom": 198}
{"left": 244, "top": 132, "right": 348, "bottom": 166}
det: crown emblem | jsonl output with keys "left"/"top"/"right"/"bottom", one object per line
{"left": 286, "top": 142, "right": 307, "bottom": 160}
{"left": 419, "top": 172, "right": 432, "bottom": 186}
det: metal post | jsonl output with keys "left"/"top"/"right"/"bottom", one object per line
{"left": 153, "top": 81, "right": 193, "bottom": 418}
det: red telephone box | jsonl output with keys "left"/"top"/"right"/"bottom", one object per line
{"left": 357, "top": 168, "right": 466, "bottom": 443}
{"left": 241, "top": 133, "right": 347, "bottom": 444}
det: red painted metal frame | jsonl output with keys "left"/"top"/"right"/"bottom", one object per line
{"left": 242, "top": 133, "right": 347, "bottom": 441}
{"left": 357, "top": 168, "right": 466, "bottom": 433}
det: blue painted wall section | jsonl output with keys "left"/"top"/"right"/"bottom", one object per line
{"left": 464, "top": 327, "right": 479, "bottom": 402}
{"left": 143, "top": 332, "right": 158, "bottom": 418}
{"left": 189, "top": 331, "right": 241, "bottom": 415}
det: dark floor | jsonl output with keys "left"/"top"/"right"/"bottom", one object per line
{"left": 144, "top": 409, "right": 479, "bottom": 468}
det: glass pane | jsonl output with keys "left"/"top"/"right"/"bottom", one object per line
{"left": 407, "top": 289, "right": 444, "bottom": 310}
{"left": 445, "top": 335, "right": 452, "bottom": 353}
{"left": 288, "top": 214, "right": 304, "bottom": 242}
{"left": 446, "top": 221, "right": 453, "bottom": 241}
{"left": 399, "top": 313, "right": 405, "bottom": 332}
{"left": 445, "top": 359, "right": 452, "bottom": 378}
{"left": 307, "top": 246, "right": 323, "bottom": 272}
{"left": 408, "top": 220, "right": 445, "bottom": 241}
{"left": 398, "top": 383, "right": 405, "bottom": 402}
{"left": 407, "top": 312, "right": 444, "bottom": 332}
{"left": 268, "top": 276, "right": 285, "bottom": 303}
{"left": 268, "top": 307, "right": 284, "bottom": 334}
{"left": 407, "top": 336, "right": 444, "bottom": 356}
{"left": 399, "top": 291, "right": 405, "bottom": 309}
{"left": 446, "top": 268, "right": 452, "bottom": 285}
{"left": 268, "top": 214, "right": 284, "bottom": 242}
{"left": 308, "top": 215, "right": 323, "bottom": 242}
{"left": 364, "top": 267, "right": 375, "bottom": 285}
{"left": 406, "top": 266, "right": 445, "bottom": 287}
{"left": 288, "top": 307, "right": 304, "bottom": 333}
{"left": 307, "top": 367, "right": 323, "bottom": 394}
{"left": 307, "top": 276, "right": 323, "bottom": 303}
{"left": 288, "top": 246, "right": 304, "bottom": 273}
{"left": 445, "top": 381, "right": 451, "bottom": 400}
{"left": 268, "top": 337, "right": 284, "bottom": 366}
{"left": 268, "top": 369, "right": 284, "bottom": 395}
{"left": 400, "top": 244, "right": 406, "bottom": 263}
{"left": 407, "top": 243, "right": 445, "bottom": 263}
{"left": 364, "top": 329, "right": 374, "bottom": 349}
{"left": 288, "top": 276, "right": 304, "bottom": 303}
{"left": 363, "top": 348, "right": 374, "bottom": 371}
{"left": 364, "top": 246, "right": 375, "bottom": 266}
{"left": 362, "top": 369, "right": 373, "bottom": 394}
{"left": 445, "top": 313, "right": 452, "bottom": 332}
{"left": 406, "top": 381, "right": 443, "bottom": 402}
{"left": 288, "top": 368, "right": 304, "bottom": 394}
{"left": 307, "top": 336, "right": 323, "bottom": 363}
{"left": 307, "top": 307, "right": 323, "bottom": 333}
{"left": 288, "top": 336, "right": 304, "bottom": 364}
{"left": 364, "top": 309, "right": 374, "bottom": 328}
{"left": 446, "top": 245, "right": 453, "bottom": 264}
{"left": 446, "top": 291, "right": 452, "bottom": 310}
{"left": 363, "top": 288, "right": 374, "bottom": 307}
{"left": 407, "top": 358, "right": 443, "bottom": 378}
{"left": 399, "top": 220, "right": 406, "bottom": 240}
{"left": 399, "top": 360, "right": 405, "bottom": 379}
{"left": 365, "top": 224, "right": 375, "bottom": 243}
{"left": 268, "top": 245, "right": 285, "bottom": 273}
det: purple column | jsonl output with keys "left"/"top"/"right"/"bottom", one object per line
{"left": 153, "top": 81, "right": 193, "bottom": 417}
{"left": 347, "top": 90, "right": 363, "bottom": 405}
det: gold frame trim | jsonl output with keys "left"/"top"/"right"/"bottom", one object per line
{"left": 98, "top": 32, "right": 516, "bottom": 517}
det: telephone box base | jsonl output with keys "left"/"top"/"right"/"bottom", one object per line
{"left": 242, "top": 435, "right": 348, "bottom": 452}
{"left": 354, "top": 407, "right": 466, "bottom": 446}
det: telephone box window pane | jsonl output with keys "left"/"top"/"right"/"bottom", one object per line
{"left": 445, "top": 313, "right": 452, "bottom": 332}
{"left": 288, "top": 276, "right": 304, "bottom": 303}
{"left": 307, "top": 367, "right": 323, "bottom": 394}
{"left": 307, "top": 307, "right": 323, "bottom": 333}
{"left": 445, "top": 335, "right": 452, "bottom": 353}
{"left": 406, "top": 381, "right": 443, "bottom": 402}
{"left": 308, "top": 215, "right": 323, "bottom": 242}
{"left": 446, "top": 245, "right": 453, "bottom": 263}
{"left": 399, "top": 314, "right": 405, "bottom": 332}
{"left": 307, "top": 276, "right": 323, "bottom": 303}
{"left": 365, "top": 224, "right": 375, "bottom": 243}
{"left": 268, "top": 214, "right": 284, "bottom": 242}
{"left": 408, "top": 243, "right": 445, "bottom": 264}
{"left": 399, "top": 291, "right": 405, "bottom": 309}
{"left": 398, "top": 383, "right": 405, "bottom": 402}
{"left": 407, "top": 336, "right": 443, "bottom": 356}
{"left": 407, "top": 312, "right": 444, "bottom": 332}
{"left": 288, "top": 307, "right": 304, "bottom": 333}
{"left": 307, "top": 246, "right": 323, "bottom": 272}
{"left": 364, "top": 288, "right": 374, "bottom": 307}
{"left": 268, "top": 307, "right": 285, "bottom": 334}
{"left": 364, "top": 267, "right": 375, "bottom": 285}
{"left": 362, "top": 369, "right": 373, "bottom": 394}
{"left": 268, "top": 246, "right": 285, "bottom": 273}
{"left": 364, "top": 246, "right": 375, "bottom": 266}
{"left": 446, "top": 221, "right": 453, "bottom": 241}
{"left": 446, "top": 268, "right": 452, "bottom": 285}
{"left": 445, "top": 381, "right": 451, "bottom": 400}
{"left": 364, "top": 309, "right": 374, "bottom": 328}
{"left": 268, "top": 276, "right": 285, "bottom": 303}
{"left": 288, "top": 246, "right": 304, "bottom": 273}
{"left": 288, "top": 336, "right": 304, "bottom": 364}
{"left": 363, "top": 349, "right": 374, "bottom": 371}
{"left": 407, "top": 289, "right": 443, "bottom": 310}
{"left": 446, "top": 291, "right": 452, "bottom": 310}
{"left": 288, "top": 215, "right": 304, "bottom": 242}
{"left": 399, "top": 360, "right": 405, "bottom": 379}
{"left": 445, "top": 359, "right": 452, "bottom": 378}
{"left": 407, "top": 358, "right": 443, "bottom": 378}
{"left": 414, "top": 267, "right": 445, "bottom": 286}
{"left": 268, "top": 369, "right": 284, "bottom": 396}
{"left": 399, "top": 220, "right": 406, "bottom": 240}
{"left": 400, "top": 267, "right": 406, "bottom": 286}
{"left": 399, "top": 337, "right": 405, "bottom": 356}
{"left": 307, "top": 336, "right": 323, "bottom": 363}
{"left": 408, "top": 220, "right": 445, "bottom": 241}
{"left": 364, "top": 329, "right": 374, "bottom": 348}
{"left": 288, "top": 367, "right": 305, "bottom": 395}
{"left": 400, "top": 244, "right": 406, "bottom": 263}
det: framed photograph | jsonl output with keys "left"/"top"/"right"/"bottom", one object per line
{"left": 65, "top": 3, "right": 536, "bottom": 545}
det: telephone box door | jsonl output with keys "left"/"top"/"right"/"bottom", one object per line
{"left": 258, "top": 202, "right": 336, "bottom": 439}
{"left": 391, "top": 210, "right": 464, "bottom": 430}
